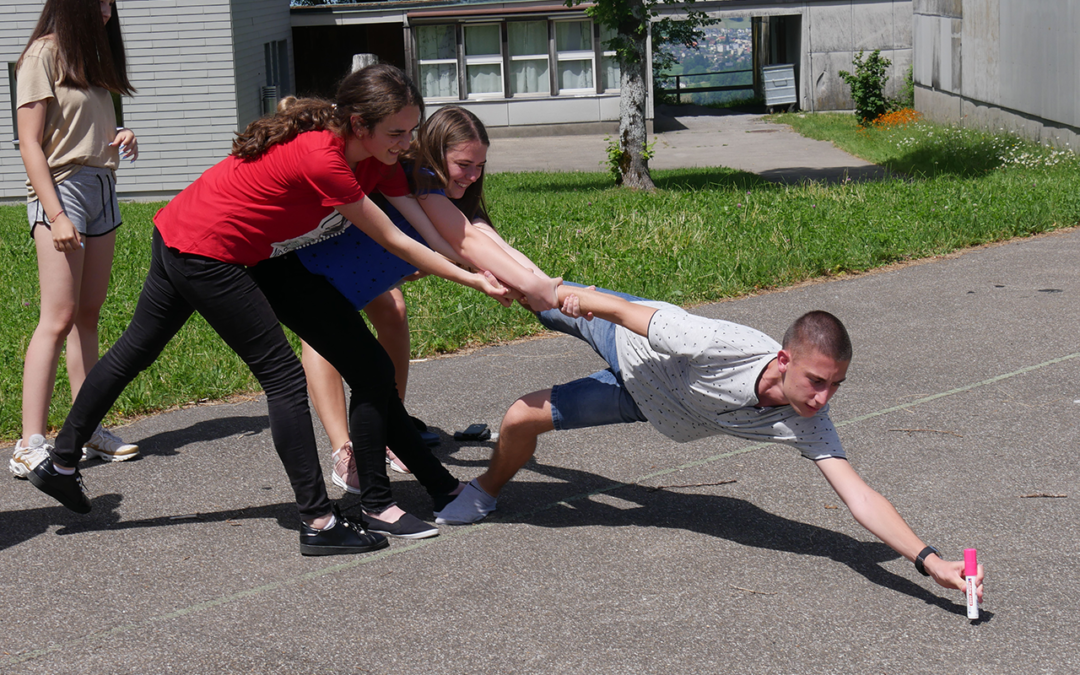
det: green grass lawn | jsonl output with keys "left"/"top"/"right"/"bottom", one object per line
{"left": 1, "top": 113, "right": 1078, "bottom": 439}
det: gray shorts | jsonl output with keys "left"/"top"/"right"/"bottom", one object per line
{"left": 28, "top": 166, "right": 121, "bottom": 239}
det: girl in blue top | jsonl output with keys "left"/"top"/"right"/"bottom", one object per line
{"left": 290, "top": 106, "right": 555, "bottom": 538}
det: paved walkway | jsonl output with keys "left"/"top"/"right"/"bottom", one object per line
{"left": 2, "top": 112, "right": 1076, "bottom": 674}
{"left": 488, "top": 104, "right": 889, "bottom": 183}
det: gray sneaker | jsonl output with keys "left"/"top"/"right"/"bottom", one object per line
{"left": 434, "top": 479, "right": 497, "bottom": 525}
{"left": 82, "top": 426, "right": 139, "bottom": 462}
{"left": 10, "top": 435, "right": 50, "bottom": 479}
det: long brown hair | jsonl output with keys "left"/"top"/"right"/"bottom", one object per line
{"left": 232, "top": 63, "right": 424, "bottom": 160}
{"left": 412, "top": 106, "right": 490, "bottom": 223}
{"left": 18, "top": 0, "right": 135, "bottom": 95}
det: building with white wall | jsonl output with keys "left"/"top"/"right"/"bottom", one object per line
{"left": 665, "top": 0, "right": 913, "bottom": 114}
{"left": 913, "top": 0, "right": 1079, "bottom": 149}
{"left": 1, "top": 0, "right": 294, "bottom": 202}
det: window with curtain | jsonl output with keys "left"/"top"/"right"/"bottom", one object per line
{"left": 508, "top": 21, "right": 549, "bottom": 95}
{"left": 417, "top": 24, "right": 458, "bottom": 99}
{"left": 464, "top": 24, "right": 503, "bottom": 98}
{"left": 555, "top": 20, "right": 593, "bottom": 92}
{"left": 599, "top": 25, "right": 620, "bottom": 92}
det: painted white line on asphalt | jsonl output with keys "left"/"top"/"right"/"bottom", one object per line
{"left": 7, "top": 350, "right": 1079, "bottom": 666}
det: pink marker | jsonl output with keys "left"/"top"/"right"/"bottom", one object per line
{"left": 964, "top": 548, "right": 979, "bottom": 619}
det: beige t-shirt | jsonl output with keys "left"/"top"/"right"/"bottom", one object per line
{"left": 16, "top": 37, "right": 119, "bottom": 200}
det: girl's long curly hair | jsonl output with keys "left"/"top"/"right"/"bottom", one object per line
{"left": 232, "top": 63, "right": 423, "bottom": 161}
{"left": 412, "top": 106, "right": 491, "bottom": 223}
{"left": 18, "top": 0, "right": 135, "bottom": 95}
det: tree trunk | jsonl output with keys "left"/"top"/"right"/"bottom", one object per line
{"left": 617, "top": 4, "right": 655, "bottom": 191}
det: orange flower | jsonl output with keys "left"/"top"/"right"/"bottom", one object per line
{"left": 873, "top": 108, "right": 922, "bottom": 128}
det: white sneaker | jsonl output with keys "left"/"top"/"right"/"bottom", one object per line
{"left": 10, "top": 435, "right": 51, "bottom": 479}
{"left": 82, "top": 426, "right": 139, "bottom": 462}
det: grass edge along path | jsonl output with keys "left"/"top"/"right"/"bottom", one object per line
{"left": 0, "top": 115, "right": 1077, "bottom": 439}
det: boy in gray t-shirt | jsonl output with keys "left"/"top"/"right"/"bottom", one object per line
{"left": 436, "top": 283, "right": 984, "bottom": 601}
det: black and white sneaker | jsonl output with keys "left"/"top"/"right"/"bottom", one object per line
{"left": 28, "top": 458, "right": 92, "bottom": 514}
{"left": 364, "top": 511, "right": 439, "bottom": 539}
{"left": 299, "top": 505, "right": 389, "bottom": 556}
{"left": 10, "top": 434, "right": 49, "bottom": 479}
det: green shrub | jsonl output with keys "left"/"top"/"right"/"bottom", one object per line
{"left": 891, "top": 64, "right": 915, "bottom": 111}
{"left": 838, "top": 50, "right": 891, "bottom": 126}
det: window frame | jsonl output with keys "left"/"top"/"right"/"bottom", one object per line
{"left": 553, "top": 19, "right": 596, "bottom": 95}
{"left": 506, "top": 19, "right": 551, "bottom": 98}
{"left": 415, "top": 23, "right": 461, "bottom": 100}
{"left": 462, "top": 22, "right": 505, "bottom": 100}
{"left": 410, "top": 14, "right": 617, "bottom": 102}
{"left": 597, "top": 24, "right": 620, "bottom": 93}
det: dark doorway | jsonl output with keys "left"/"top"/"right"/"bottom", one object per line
{"left": 292, "top": 24, "right": 407, "bottom": 98}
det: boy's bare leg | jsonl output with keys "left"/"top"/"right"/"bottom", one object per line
{"left": 476, "top": 389, "right": 555, "bottom": 497}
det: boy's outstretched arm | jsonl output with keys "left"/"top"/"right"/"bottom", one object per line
{"left": 815, "top": 457, "right": 985, "bottom": 600}
{"left": 557, "top": 285, "right": 657, "bottom": 337}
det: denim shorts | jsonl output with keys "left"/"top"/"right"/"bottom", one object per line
{"left": 28, "top": 166, "right": 121, "bottom": 238}
{"left": 539, "top": 282, "right": 649, "bottom": 431}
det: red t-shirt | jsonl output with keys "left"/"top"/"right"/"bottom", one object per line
{"left": 154, "top": 130, "right": 409, "bottom": 266}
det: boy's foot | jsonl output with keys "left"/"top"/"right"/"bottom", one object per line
{"left": 386, "top": 448, "right": 410, "bottom": 474}
{"left": 364, "top": 510, "right": 439, "bottom": 539}
{"left": 28, "top": 455, "right": 92, "bottom": 514}
{"left": 299, "top": 506, "right": 388, "bottom": 556}
{"left": 82, "top": 426, "right": 140, "bottom": 462}
{"left": 331, "top": 442, "right": 361, "bottom": 494}
{"left": 434, "top": 479, "right": 496, "bottom": 525}
{"left": 10, "top": 435, "right": 49, "bottom": 479}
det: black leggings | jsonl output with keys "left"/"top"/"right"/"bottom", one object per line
{"left": 250, "top": 251, "right": 457, "bottom": 512}
{"left": 54, "top": 229, "right": 455, "bottom": 519}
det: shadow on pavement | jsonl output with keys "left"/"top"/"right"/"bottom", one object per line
{"left": 757, "top": 166, "right": 893, "bottom": 185}
{"left": 434, "top": 445, "right": 976, "bottom": 617}
{"left": 132, "top": 414, "right": 271, "bottom": 457}
{"left": 0, "top": 494, "right": 126, "bottom": 552}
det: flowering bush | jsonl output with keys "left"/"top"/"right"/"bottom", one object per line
{"left": 873, "top": 108, "right": 922, "bottom": 128}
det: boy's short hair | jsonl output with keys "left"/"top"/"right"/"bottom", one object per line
{"left": 782, "top": 311, "right": 852, "bottom": 362}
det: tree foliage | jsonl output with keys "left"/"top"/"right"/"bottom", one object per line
{"left": 565, "top": 0, "right": 715, "bottom": 189}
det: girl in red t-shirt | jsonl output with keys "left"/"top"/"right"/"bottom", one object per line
{"left": 294, "top": 106, "right": 556, "bottom": 535}
{"left": 31, "top": 65, "right": 513, "bottom": 556}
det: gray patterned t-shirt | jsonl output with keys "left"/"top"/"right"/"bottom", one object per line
{"left": 614, "top": 303, "right": 845, "bottom": 460}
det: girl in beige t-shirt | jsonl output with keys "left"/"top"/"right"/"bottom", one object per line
{"left": 11, "top": 0, "right": 140, "bottom": 477}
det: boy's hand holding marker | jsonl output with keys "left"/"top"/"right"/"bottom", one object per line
{"left": 918, "top": 546, "right": 984, "bottom": 606}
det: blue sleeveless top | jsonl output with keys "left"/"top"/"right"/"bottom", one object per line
{"left": 293, "top": 167, "right": 446, "bottom": 311}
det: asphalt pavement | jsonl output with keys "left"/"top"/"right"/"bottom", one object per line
{"left": 2, "top": 108, "right": 1077, "bottom": 674}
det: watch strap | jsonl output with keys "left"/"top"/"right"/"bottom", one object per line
{"left": 914, "top": 545, "right": 940, "bottom": 576}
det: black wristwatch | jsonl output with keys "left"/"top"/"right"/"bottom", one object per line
{"left": 914, "top": 545, "right": 940, "bottom": 576}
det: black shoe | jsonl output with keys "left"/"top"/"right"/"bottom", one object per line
{"left": 432, "top": 486, "right": 462, "bottom": 513}
{"left": 28, "top": 459, "right": 92, "bottom": 514}
{"left": 364, "top": 511, "right": 439, "bottom": 539}
{"left": 299, "top": 505, "right": 389, "bottom": 556}
{"left": 411, "top": 416, "right": 440, "bottom": 447}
